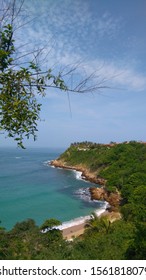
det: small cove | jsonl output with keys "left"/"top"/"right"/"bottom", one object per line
{"left": 0, "top": 147, "right": 106, "bottom": 230}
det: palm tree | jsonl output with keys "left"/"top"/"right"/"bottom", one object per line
{"left": 85, "top": 213, "right": 111, "bottom": 234}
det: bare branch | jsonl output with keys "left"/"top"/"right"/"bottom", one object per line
{"left": 0, "top": 0, "right": 111, "bottom": 147}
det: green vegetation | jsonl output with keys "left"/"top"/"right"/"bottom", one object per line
{"left": 60, "top": 141, "right": 146, "bottom": 218}
{"left": 0, "top": 219, "right": 67, "bottom": 259}
{"left": 0, "top": 23, "right": 67, "bottom": 148}
{"left": 0, "top": 141, "right": 146, "bottom": 259}
{"left": 61, "top": 141, "right": 146, "bottom": 191}
{"left": 0, "top": 0, "right": 106, "bottom": 148}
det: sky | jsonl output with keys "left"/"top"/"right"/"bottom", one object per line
{"left": 1, "top": 0, "right": 146, "bottom": 148}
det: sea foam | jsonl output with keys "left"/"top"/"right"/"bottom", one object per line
{"left": 58, "top": 202, "right": 108, "bottom": 230}
{"left": 74, "top": 170, "right": 83, "bottom": 180}
{"left": 42, "top": 202, "right": 108, "bottom": 233}
{"left": 41, "top": 160, "right": 109, "bottom": 233}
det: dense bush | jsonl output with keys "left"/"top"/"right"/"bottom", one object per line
{"left": 0, "top": 142, "right": 146, "bottom": 259}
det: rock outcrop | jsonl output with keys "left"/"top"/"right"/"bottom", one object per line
{"left": 50, "top": 159, "right": 121, "bottom": 209}
{"left": 89, "top": 186, "right": 121, "bottom": 209}
{"left": 50, "top": 159, "right": 105, "bottom": 185}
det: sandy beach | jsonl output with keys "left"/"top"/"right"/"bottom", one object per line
{"left": 49, "top": 162, "right": 121, "bottom": 240}
{"left": 62, "top": 222, "right": 86, "bottom": 240}
{"left": 62, "top": 211, "right": 121, "bottom": 240}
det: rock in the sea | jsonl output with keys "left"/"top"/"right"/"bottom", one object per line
{"left": 89, "top": 186, "right": 121, "bottom": 209}
{"left": 50, "top": 159, "right": 121, "bottom": 210}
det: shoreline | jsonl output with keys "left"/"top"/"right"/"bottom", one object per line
{"left": 48, "top": 160, "right": 108, "bottom": 239}
{"left": 48, "top": 159, "right": 121, "bottom": 239}
{"left": 49, "top": 159, "right": 106, "bottom": 185}
{"left": 41, "top": 206, "right": 109, "bottom": 239}
{"left": 62, "top": 222, "right": 86, "bottom": 240}
{"left": 62, "top": 210, "right": 121, "bottom": 240}
{"left": 47, "top": 207, "right": 109, "bottom": 240}
{"left": 49, "top": 159, "right": 121, "bottom": 208}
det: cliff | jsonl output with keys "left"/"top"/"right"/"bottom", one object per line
{"left": 50, "top": 159, "right": 121, "bottom": 209}
{"left": 89, "top": 187, "right": 121, "bottom": 209}
{"left": 50, "top": 159, "right": 105, "bottom": 185}
{"left": 50, "top": 141, "right": 146, "bottom": 211}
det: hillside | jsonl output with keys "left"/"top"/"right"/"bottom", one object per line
{"left": 51, "top": 141, "right": 146, "bottom": 210}
{"left": 49, "top": 141, "right": 146, "bottom": 259}
{"left": 0, "top": 141, "right": 146, "bottom": 260}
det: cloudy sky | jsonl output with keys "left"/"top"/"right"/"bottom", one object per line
{"left": 1, "top": 0, "right": 146, "bottom": 148}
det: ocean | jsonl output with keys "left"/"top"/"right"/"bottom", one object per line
{"left": 0, "top": 147, "right": 107, "bottom": 230}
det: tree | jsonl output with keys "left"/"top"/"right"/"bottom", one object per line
{"left": 85, "top": 213, "right": 111, "bottom": 234}
{"left": 40, "top": 219, "right": 63, "bottom": 244}
{"left": 10, "top": 218, "right": 37, "bottom": 233}
{"left": 40, "top": 218, "right": 61, "bottom": 231}
{"left": 0, "top": 0, "right": 108, "bottom": 148}
{"left": 125, "top": 222, "right": 146, "bottom": 260}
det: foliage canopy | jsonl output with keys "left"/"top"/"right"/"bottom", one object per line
{"left": 0, "top": 23, "right": 68, "bottom": 148}
{"left": 0, "top": 0, "right": 107, "bottom": 147}
{"left": 0, "top": 141, "right": 146, "bottom": 259}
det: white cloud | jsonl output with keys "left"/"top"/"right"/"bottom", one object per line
{"left": 83, "top": 59, "right": 146, "bottom": 92}
{"left": 15, "top": 1, "right": 146, "bottom": 94}
{"left": 95, "top": 12, "right": 123, "bottom": 39}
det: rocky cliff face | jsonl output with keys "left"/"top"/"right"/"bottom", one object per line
{"left": 50, "top": 159, "right": 121, "bottom": 209}
{"left": 89, "top": 187, "right": 121, "bottom": 209}
{"left": 50, "top": 159, "right": 105, "bottom": 185}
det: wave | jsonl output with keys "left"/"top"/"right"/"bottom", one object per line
{"left": 43, "top": 160, "right": 50, "bottom": 165}
{"left": 74, "top": 187, "right": 92, "bottom": 202}
{"left": 72, "top": 170, "right": 88, "bottom": 182}
{"left": 15, "top": 157, "right": 22, "bottom": 159}
{"left": 73, "top": 170, "right": 82, "bottom": 180}
{"left": 74, "top": 187, "right": 107, "bottom": 204}
{"left": 94, "top": 201, "right": 109, "bottom": 216}
{"left": 42, "top": 202, "right": 109, "bottom": 233}
{"left": 43, "top": 160, "right": 56, "bottom": 167}
{"left": 47, "top": 162, "right": 87, "bottom": 182}
{"left": 57, "top": 202, "right": 109, "bottom": 230}
{"left": 41, "top": 160, "right": 109, "bottom": 233}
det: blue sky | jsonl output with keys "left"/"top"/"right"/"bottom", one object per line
{"left": 1, "top": 0, "right": 146, "bottom": 148}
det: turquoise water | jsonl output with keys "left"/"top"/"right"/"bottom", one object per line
{"left": 0, "top": 147, "right": 104, "bottom": 230}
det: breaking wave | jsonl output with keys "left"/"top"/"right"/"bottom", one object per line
{"left": 42, "top": 201, "right": 109, "bottom": 233}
